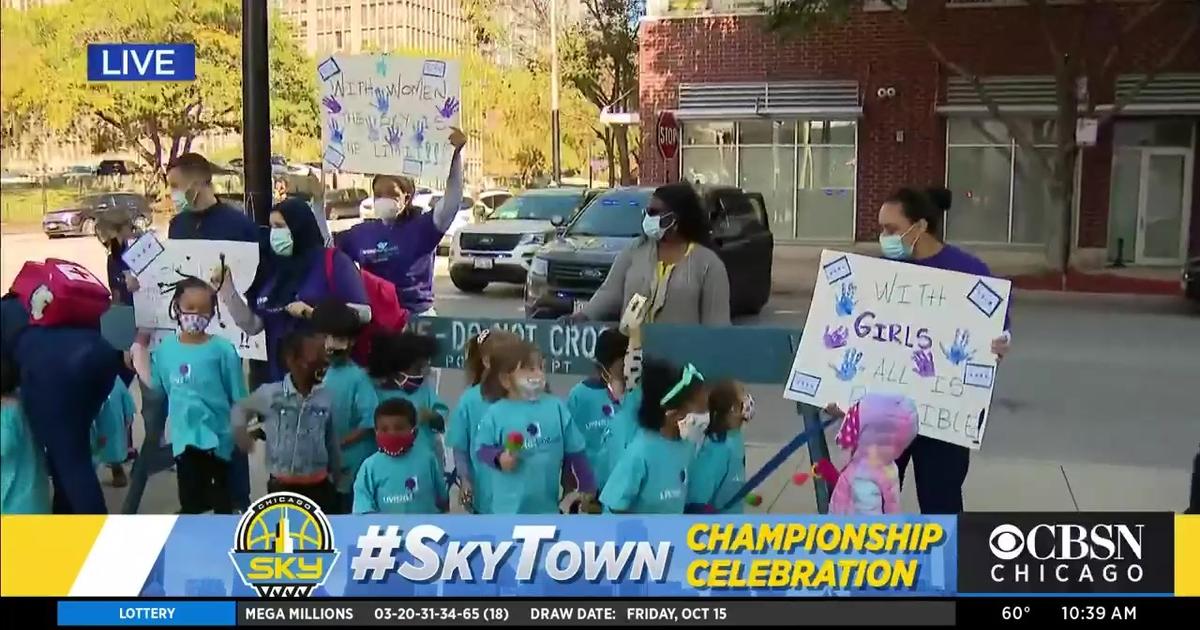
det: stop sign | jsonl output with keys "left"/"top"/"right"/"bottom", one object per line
{"left": 656, "top": 111, "right": 679, "bottom": 160}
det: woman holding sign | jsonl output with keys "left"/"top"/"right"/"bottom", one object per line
{"left": 874, "top": 186, "right": 1011, "bottom": 514}
{"left": 338, "top": 127, "right": 467, "bottom": 317}
{"left": 215, "top": 198, "right": 370, "bottom": 381}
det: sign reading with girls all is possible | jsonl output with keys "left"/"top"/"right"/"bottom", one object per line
{"left": 317, "top": 53, "right": 461, "bottom": 180}
{"left": 783, "top": 251, "right": 1012, "bottom": 450}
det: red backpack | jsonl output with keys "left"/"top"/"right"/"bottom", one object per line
{"left": 324, "top": 249, "right": 408, "bottom": 365}
{"left": 9, "top": 259, "right": 111, "bottom": 328}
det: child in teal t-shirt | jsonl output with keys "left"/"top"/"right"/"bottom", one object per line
{"left": 131, "top": 278, "right": 247, "bottom": 514}
{"left": 473, "top": 341, "right": 595, "bottom": 515}
{"left": 311, "top": 300, "right": 380, "bottom": 512}
{"left": 354, "top": 398, "right": 448, "bottom": 514}
{"left": 370, "top": 332, "right": 449, "bottom": 472}
{"left": 91, "top": 377, "right": 135, "bottom": 487}
{"left": 446, "top": 329, "right": 521, "bottom": 514}
{"left": 0, "top": 355, "right": 51, "bottom": 514}
{"left": 566, "top": 328, "right": 629, "bottom": 490}
{"left": 687, "top": 380, "right": 752, "bottom": 514}
{"left": 600, "top": 358, "right": 710, "bottom": 514}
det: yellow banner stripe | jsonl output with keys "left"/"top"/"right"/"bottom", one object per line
{"left": 1176, "top": 515, "right": 1199, "bottom": 597}
{"left": 1, "top": 516, "right": 107, "bottom": 596}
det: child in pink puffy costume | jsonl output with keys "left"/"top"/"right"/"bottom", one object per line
{"left": 825, "top": 393, "right": 919, "bottom": 515}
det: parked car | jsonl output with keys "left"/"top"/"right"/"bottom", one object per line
{"left": 1185, "top": 256, "right": 1200, "bottom": 303}
{"left": 325, "top": 188, "right": 369, "bottom": 220}
{"left": 431, "top": 194, "right": 476, "bottom": 254}
{"left": 449, "top": 187, "right": 600, "bottom": 292}
{"left": 524, "top": 185, "right": 773, "bottom": 319}
{"left": 96, "top": 160, "right": 134, "bottom": 176}
{"left": 42, "top": 192, "right": 152, "bottom": 238}
{"left": 477, "top": 189, "right": 513, "bottom": 214}
{"left": 0, "top": 170, "right": 36, "bottom": 187}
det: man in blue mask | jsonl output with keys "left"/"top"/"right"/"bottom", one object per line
{"left": 161, "top": 152, "right": 264, "bottom": 512}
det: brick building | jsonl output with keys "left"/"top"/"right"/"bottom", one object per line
{"left": 638, "top": 0, "right": 1200, "bottom": 271}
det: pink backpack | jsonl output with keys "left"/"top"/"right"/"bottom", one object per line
{"left": 324, "top": 249, "right": 408, "bottom": 365}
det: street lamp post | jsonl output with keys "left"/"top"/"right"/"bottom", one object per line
{"left": 549, "top": 0, "right": 562, "bottom": 185}
{"left": 242, "top": 0, "right": 272, "bottom": 226}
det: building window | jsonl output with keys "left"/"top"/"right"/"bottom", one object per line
{"left": 945, "top": 118, "right": 1057, "bottom": 244}
{"left": 680, "top": 119, "right": 858, "bottom": 241}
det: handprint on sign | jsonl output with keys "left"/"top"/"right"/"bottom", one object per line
{"left": 823, "top": 325, "right": 849, "bottom": 349}
{"left": 940, "top": 329, "right": 976, "bottom": 366}
{"left": 412, "top": 118, "right": 427, "bottom": 147}
{"left": 911, "top": 350, "right": 936, "bottom": 378}
{"left": 321, "top": 95, "right": 342, "bottom": 114}
{"left": 385, "top": 126, "right": 403, "bottom": 152}
{"left": 436, "top": 97, "right": 460, "bottom": 119}
{"left": 834, "top": 282, "right": 857, "bottom": 317}
{"left": 830, "top": 348, "right": 864, "bottom": 382}
{"left": 366, "top": 119, "right": 380, "bottom": 142}
{"left": 329, "top": 119, "right": 344, "bottom": 145}
{"left": 372, "top": 89, "right": 390, "bottom": 115}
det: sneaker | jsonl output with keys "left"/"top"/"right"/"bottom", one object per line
{"left": 110, "top": 465, "right": 129, "bottom": 488}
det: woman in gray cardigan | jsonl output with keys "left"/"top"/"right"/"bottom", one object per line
{"left": 572, "top": 183, "right": 731, "bottom": 326}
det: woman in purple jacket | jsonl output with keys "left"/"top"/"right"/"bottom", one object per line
{"left": 337, "top": 128, "right": 467, "bottom": 317}
{"left": 216, "top": 198, "right": 369, "bottom": 380}
{"left": 876, "top": 186, "right": 1012, "bottom": 515}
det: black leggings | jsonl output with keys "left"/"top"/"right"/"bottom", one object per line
{"left": 896, "top": 435, "right": 970, "bottom": 514}
{"left": 176, "top": 447, "right": 232, "bottom": 514}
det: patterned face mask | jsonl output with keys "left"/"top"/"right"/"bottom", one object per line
{"left": 177, "top": 312, "right": 210, "bottom": 334}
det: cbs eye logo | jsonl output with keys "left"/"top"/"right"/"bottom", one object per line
{"left": 988, "top": 524, "right": 1025, "bottom": 561}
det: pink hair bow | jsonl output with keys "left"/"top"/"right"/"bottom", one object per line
{"left": 835, "top": 402, "right": 862, "bottom": 451}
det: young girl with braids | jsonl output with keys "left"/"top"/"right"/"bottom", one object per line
{"left": 446, "top": 329, "right": 521, "bottom": 513}
{"left": 130, "top": 277, "right": 246, "bottom": 513}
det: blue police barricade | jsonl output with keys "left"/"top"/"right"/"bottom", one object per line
{"left": 103, "top": 310, "right": 835, "bottom": 514}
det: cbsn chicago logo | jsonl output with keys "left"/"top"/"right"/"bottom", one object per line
{"left": 986, "top": 523, "right": 1144, "bottom": 585}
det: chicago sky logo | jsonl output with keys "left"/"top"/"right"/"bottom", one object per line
{"left": 959, "top": 513, "right": 1174, "bottom": 594}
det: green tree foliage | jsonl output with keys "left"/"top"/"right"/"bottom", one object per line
{"left": 0, "top": 0, "right": 316, "bottom": 184}
{"left": 560, "top": 0, "right": 641, "bottom": 185}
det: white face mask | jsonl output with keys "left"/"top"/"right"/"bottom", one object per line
{"left": 677, "top": 412, "right": 710, "bottom": 444}
{"left": 742, "top": 394, "right": 755, "bottom": 422}
{"left": 516, "top": 376, "right": 545, "bottom": 400}
{"left": 374, "top": 198, "right": 401, "bottom": 221}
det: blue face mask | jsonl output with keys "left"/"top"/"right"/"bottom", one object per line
{"left": 879, "top": 224, "right": 917, "bottom": 260}
{"left": 171, "top": 189, "right": 192, "bottom": 213}
{"left": 269, "top": 227, "right": 294, "bottom": 256}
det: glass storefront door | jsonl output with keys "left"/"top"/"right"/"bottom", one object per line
{"left": 1107, "top": 120, "right": 1195, "bottom": 265}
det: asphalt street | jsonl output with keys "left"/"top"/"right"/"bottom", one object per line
{"left": 2, "top": 228, "right": 1197, "bottom": 513}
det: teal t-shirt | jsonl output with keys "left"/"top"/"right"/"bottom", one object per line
{"left": 600, "top": 429, "right": 693, "bottom": 514}
{"left": 566, "top": 379, "right": 619, "bottom": 488}
{"left": 687, "top": 429, "right": 746, "bottom": 514}
{"left": 446, "top": 385, "right": 498, "bottom": 513}
{"left": 324, "top": 361, "right": 379, "bottom": 493}
{"left": 377, "top": 383, "right": 449, "bottom": 465}
{"left": 91, "top": 378, "right": 135, "bottom": 465}
{"left": 352, "top": 447, "right": 448, "bottom": 514}
{"left": 474, "top": 395, "right": 585, "bottom": 515}
{"left": 151, "top": 335, "right": 247, "bottom": 460}
{"left": 603, "top": 386, "right": 642, "bottom": 484}
{"left": 0, "top": 401, "right": 51, "bottom": 514}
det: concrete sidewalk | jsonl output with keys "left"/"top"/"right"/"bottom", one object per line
{"left": 100, "top": 435, "right": 1191, "bottom": 515}
{"left": 738, "top": 442, "right": 1192, "bottom": 514}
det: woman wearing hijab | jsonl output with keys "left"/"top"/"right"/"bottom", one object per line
{"left": 215, "top": 198, "right": 370, "bottom": 380}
